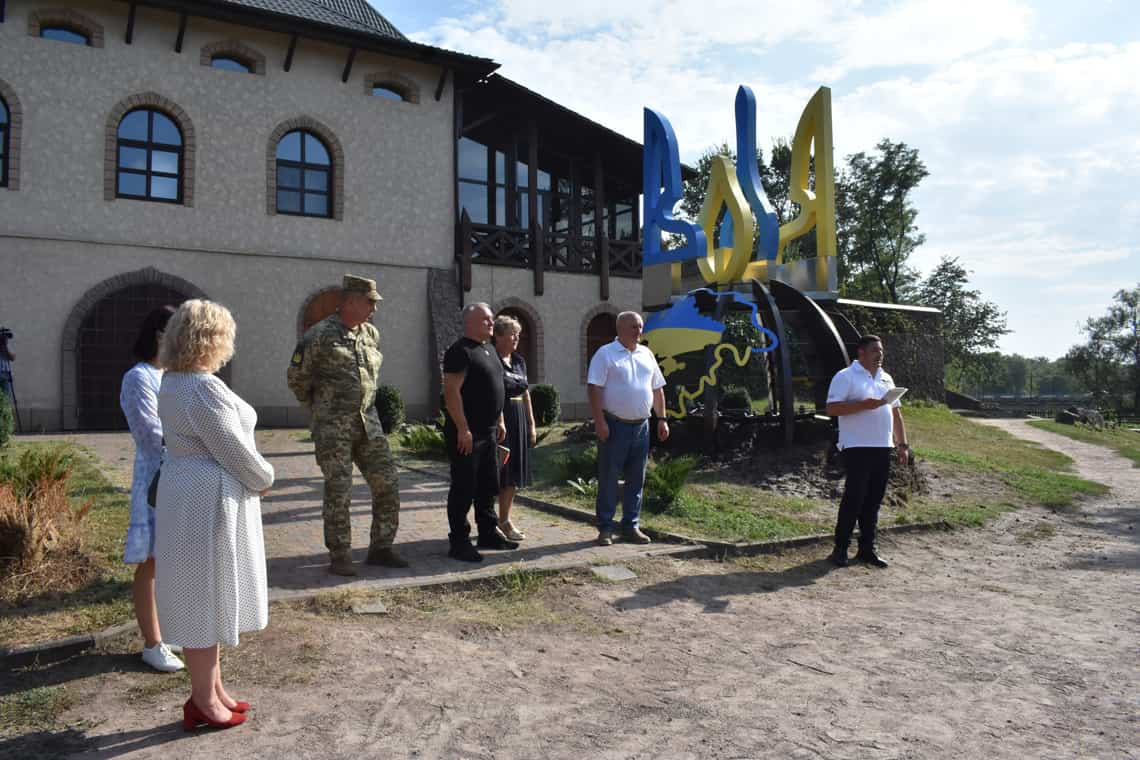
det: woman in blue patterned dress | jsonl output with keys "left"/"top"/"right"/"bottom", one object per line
{"left": 120, "top": 305, "right": 184, "bottom": 673}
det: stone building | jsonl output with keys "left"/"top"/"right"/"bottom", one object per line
{"left": 0, "top": 0, "right": 646, "bottom": 429}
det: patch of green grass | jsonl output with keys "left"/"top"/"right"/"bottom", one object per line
{"left": 907, "top": 406, "right": 1107, "bottom": 508}
{"left": 491, "top": 566, "right": 548, "bottom": 598}
{"left": 893, "top": 498, "right": 1014, "bottom": 528}
{"left": 0, "top": 441, "right": 134, "bottom": 648}
{"left": 0, "top": 685, "right": 75, "bottom": 731}
{"left": 1027, "top": 420, "right": 1140, "bottom": 467}
{"left": 648, "top": 492, "right": 823, "bottom": 542}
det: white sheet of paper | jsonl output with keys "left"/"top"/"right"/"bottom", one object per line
{"left": 880, "top": 387, "right": 908, "bottom": 405}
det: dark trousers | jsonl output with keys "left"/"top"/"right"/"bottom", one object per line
{"left": 834, "top": 447, "right": 891, "bottom": 551}
{"left": 444, "top": 425, "right": 499, "bottom": 545}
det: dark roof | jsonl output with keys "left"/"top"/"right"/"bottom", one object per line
{"left": 462, "top": 74, "right": 697, "bottom": 184}
{"left": 132, "top": 0, "right": 497, "bottom": 76}
{"left": 222, "top": 0, "right": 406, "bottom": 40}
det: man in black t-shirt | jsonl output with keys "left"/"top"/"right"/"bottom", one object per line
{"left": 442, "top": 302, "right": 515, "bottom": 562}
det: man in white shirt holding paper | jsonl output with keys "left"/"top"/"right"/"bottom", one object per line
{"left": 825, "top": 335, "right": 910, "bottom": 568}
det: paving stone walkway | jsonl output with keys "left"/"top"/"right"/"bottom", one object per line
{"left": 29, "top": 430, "right": 689, "bottom": 600}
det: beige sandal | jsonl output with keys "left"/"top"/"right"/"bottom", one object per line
{"left": 499, "top": 520, "right": 525, "bottom": 541}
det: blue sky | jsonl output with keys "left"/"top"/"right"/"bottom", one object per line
{"left": 375, "top": 0, "right": 1138, "bottom": 359}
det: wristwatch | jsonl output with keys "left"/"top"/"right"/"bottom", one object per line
{"left": 897, "top": 442, "right": 910, "bottom": 449}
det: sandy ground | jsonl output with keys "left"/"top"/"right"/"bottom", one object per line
{"left": 2, "top": 420, "right": 1136, "bottom": 759}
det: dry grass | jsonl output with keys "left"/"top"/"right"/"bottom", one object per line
{"left": 0, "top": 468, "right": 95, "bottom": 604}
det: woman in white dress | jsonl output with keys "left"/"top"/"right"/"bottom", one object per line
{"left": 155, "top": 299, "right": 274, "bottom": 731}
{"left": 120, "top": 305, "right": 184, "bottom": 673}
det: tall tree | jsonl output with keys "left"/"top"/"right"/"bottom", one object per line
{"left": 917, "top": 256, "right": 1009, "bottom": 387}
{"left": 676, "top": 140, "right": 816, "bottom": 261}
{"left": 1105, "top": 285, "right": 1140, "bottom": 410}
{"left": 1064, "top": 317, "right": 1121, "bottom": 407}
{"left": 835, "top": 139, "right": 928, "bottom": 302}
{"left": 1068, "top": 284, "right": 1140, "bottom": 410}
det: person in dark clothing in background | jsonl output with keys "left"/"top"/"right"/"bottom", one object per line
{"left": 441, "top": 303, "right": 514, "bottom": 563}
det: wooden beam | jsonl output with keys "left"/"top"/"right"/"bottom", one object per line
{"left": 459, "top": 210, "right": 473, "bottom": 292}
{"left": 341, "top": 47, "right": 356, "bottom": 83}
{"left": 283, "top": 33, "right": 297, "bottom": 71}
{"left": 505, "top": 138, "right": 518, "bottom": 228}
{"left": 453, "top": 88, "right": 463, "bottom": 296}
{"left": 173, "top": 11, "right": 187, "bottom": 52}
{"left": 125, "top": 2, "right": 136, "bottom": 44}
{"left": 459, "top": 112, "right": 497, "bottom": 137}
{"left": 594, "top": 153, "right": 609, "bottom": 301}
{"left": 528, "top": 120, "right": 543, "bottom": 296}
{"left": 434, "top": 68, "right": 449, "bottom": 101}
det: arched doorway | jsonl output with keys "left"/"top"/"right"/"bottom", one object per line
{"left": 586, "top": 312, "right": 617, "bottom": 367}
{"left": 496, "top": 307, "right": 536, "bottom": 377}
{"left": 301, "top": 287, "right": 342, "bottom": 334}
{"left": 76, "top": 283, "right": 188, "bottom": 429}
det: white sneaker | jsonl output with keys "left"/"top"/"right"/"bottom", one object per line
{"left": 141, "top": 642, "right": 185, "bottom": 672}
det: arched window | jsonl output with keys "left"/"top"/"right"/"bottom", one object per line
{"left": 40, "top": 25, "right": 90, "bottom": 45}
{"left": 276, "top": 130, "right": 332, "bottom": 218}
{"left": 211, "top": 56, "right": 251, "bottom": 73}
{"left": 116, "top": 108, "right": 183, "bottom": 203}
{"left": 372, "top": 85, "right": 405, "bottom": 101}
{"left": 0, "top": 98, "right": 8, "bottom": 188}
{"left": 363, "top": 72, "right": 420, "bottom": 103}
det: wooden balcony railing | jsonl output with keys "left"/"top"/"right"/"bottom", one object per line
{"left": 458, "top": 211, "right": 642, "bottom": 291}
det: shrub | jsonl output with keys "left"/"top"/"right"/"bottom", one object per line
{"left": 566, "top": 477, "right": 598, "bottom": 500}
{"left": 398, "top": 425, "right": 447, "bottom": 459}
{"left": 0, "top": 452, "right": 93, "bottom": 598}
{"left": 553, "top": 444, "right": 598, "bottom": 483}
{"left": 530, "top": 384, "right": 560, "bottom": 427}
{"left": 643, "top": 455, "right": 698, "bottom": 514}
{"left": 719, "top": 385, "right": 753, "bottom": 411}
{"left": 0, "top": 447, "right": 74, "bottom": 501}
{"left": 0, "top": 393, "right": 12, "bottom": 448}
{"left": 375, "top": 385, "right": 405, "bottom": 434}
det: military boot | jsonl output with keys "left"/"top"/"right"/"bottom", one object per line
{"left": 328, "top": 554, "right": 357, "bottom": 576}
{"left": 365, "top": 547, "right": 409, "bottom": 568}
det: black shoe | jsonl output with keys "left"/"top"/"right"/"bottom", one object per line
{"left": 448, "top": 542, "right": 483, "bottom": 563}
{"left": 855, "top": 548, "right": 888, "bottom": 568}
{"left": 827, "top": 547, "right": 849, "bottom": 567}
{"left": 476, "top": 531, "right": 519, "bottom": 550}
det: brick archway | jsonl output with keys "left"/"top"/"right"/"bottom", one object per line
{"left": 580, "top": 303, "right": 620, "bottom": 382}
{"left": 492, "top": 297, "right": 543, "bottom": 383}
{"left": 60, "top": 268, "right": 212, "bottom": 430}
{"left": 297, "top": 285, "right": 342, "bottom": 337}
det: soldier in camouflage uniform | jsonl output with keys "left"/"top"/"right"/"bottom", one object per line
{"left": 287, "top": 275, "right": 406, "bottom": 576}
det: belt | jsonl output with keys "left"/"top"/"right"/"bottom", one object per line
{"left": 508, "top": 395, "right": 525, "bottom": 402}
{"left": 604, "top": 411, "right": 648, "bottom": 425}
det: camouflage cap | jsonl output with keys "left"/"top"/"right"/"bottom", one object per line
{"left": 343, "top": 274, "right": 382, "bottom": 301}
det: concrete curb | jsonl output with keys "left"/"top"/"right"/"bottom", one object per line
{"left": 0, "top": 621, "right": 137, "bottom": 671}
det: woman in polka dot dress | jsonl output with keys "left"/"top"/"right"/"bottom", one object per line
{"left": 155, "top": 299, "right": 274, "bottom": 731}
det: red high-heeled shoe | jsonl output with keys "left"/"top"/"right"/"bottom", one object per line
{"left": 182, "top": 699, "right": 247, "bottom": 731}
{"left": 229, "top": 700, "right": 251, "bottom": 713}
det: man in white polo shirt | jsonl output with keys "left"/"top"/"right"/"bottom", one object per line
{"left": 587, "top": 311, "right": 670, "bottom": 546}
{"left": 825, "top": 334, "right": 910, "bottom": 568}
